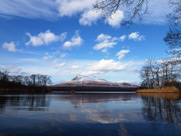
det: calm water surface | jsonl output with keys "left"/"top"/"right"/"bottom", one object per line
{"left": 0, "top": 92, "right": 180, "bottom": 136}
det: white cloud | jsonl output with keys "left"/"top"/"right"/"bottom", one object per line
{"left": 89, "top": 59, "right": 127, "bottom": 72}
{"left": 63, "top": 31, "right": 83, "bottom": 49}
{"left": 53, "top": 63, "right": 65, "bottom": 68}
{"left": 79, "top": 59, "right": 135, "bottom": 77}
{"left": 43, "top": 56, "right": 53, "bottom": 60}
{"left": 96, "top": 34, "right": 112, "bottom": 41}
{"left": 116, "top": 50, "right": 130, "bottom": 60}
{"left": 93, "top": 34, "right": 117, "bottom": 53}
{"left": 0, "top": 64, "right": 21, "bottom": 74}
{"left": 56, "top": 0, "right": 95, "bottom": 17}
{"left": 60, "top": 53, "right": 66, "bottom": 58}
{"left": 0, "top": 0, "right": 172, "bottom": 25}
{"left": 79, "top": 9, "right": 101, "bottom": 26}
{"left": 128, "top": 32, "right": 145, "bottom": 41}
{"left": 71, "top": 64, "right": 79, "bottom": 69}
{"left": 119, "top": 35, "right": 126, "bottom": 41}
{"left": 143, "top": 0, "right": 171, "bottom": 24}
{"left": 26, "top": 30, "right": 67, "bottom": 46}
{"left": 106, "top": 10, "right": 124, "bottom": 28}
{"left": 52, "top": 59, "right": 65, "bottom": 68}
{"left": 0, "top": 0, "right": 58, "bottom": 20}
{"left": 2, "top": 42, "right": 17, "bottom": 52}
{"left": 94, "top": 42, "right": 117, "bottom": 53}
{"left": 80, "top": 70, "right": 102, "bottom": 76}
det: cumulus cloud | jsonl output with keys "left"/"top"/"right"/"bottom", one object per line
{"left": 128, "top": 32, "right": 145, "bottom": 41}
{"left": 79, "top": 9, "right": 101, "bottom": 26}
{"left": 116, "top": 50, "right": 130, "bottom": 60}
{"left": 63, "top": 31, "right": 83, "bottom": 49}
{"left": 26, "top": 30, "right": 67, "bottom": 46}
{"left": 93, "top": 34, "right": 117, "bottom": 53}
{"left": 2, "top": 42, "right": 18, "bottom": 52}
{"left": 119, "top": 35, "right": 126, "bottom": 41}
{"left": 106, "top": 10, "right": 124, "bottom": 28}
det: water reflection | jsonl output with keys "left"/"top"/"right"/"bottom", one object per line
{"left": 139, "top": 93, "right": 181, "bottom": 123}
{"left": 0, "top": 93, "right": 180, "bottom": 136}
{"left": 0, "top": 95, "right": 51, "bottom": 113}
{"left": 57, "top": 93, "right": 138, "bottom": 104}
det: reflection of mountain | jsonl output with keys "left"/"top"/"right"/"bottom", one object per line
{"left": 55, "top": 93, "right": 138, "bottom": 104}
{"left": 50, "top": 77, "right": 139, "bottom": 91}
{"left": 140, "top": 93, "right": 181, "bottom": 124}
{"left": 0, "top": 95, "right": 51, "bottom": 113}
{"left": 0, "top": 93, "right": 181, "bottom": 136}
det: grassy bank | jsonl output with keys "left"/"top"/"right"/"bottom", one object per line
{"left": 137, "top": 86, "right": 180, "bottom": 93}
{"left": 137, "top": 92, "right": 180, "bottom": 100}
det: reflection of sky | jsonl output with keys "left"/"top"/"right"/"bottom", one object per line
{"left": 0, "top": 94, "right": 181, "bottom": 136}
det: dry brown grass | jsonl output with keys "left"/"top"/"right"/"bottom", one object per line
{"left": 137, "top": 92, "right": 180, "bottom": 100}
{"left": 137, "top": 86, "right": 180, "bottom": 93}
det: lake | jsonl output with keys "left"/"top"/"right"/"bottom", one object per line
{"left": 0, "top": 92, "right": 180, "bottom": 136}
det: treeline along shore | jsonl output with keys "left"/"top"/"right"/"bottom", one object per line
{"left": 0, "top": 71, "right": 52, "bottom": 94}
{"left": 138, "top": 58, "right": 181, "bottom": 93}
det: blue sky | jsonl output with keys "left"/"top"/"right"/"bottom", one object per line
{"left": 0, "top": 0, "right": 172, "bottom": 84}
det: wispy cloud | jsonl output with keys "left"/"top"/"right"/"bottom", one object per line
{"left": 0, "top": 64, "right": 21, "bottom": 74}
{"left": 56, "top": 0, "right": 95, "bottom": 17}
{"left": 0, "top": 0, "right": 58, "bottom": 20}
{"left": 116, "top": 50, "right": 130, "bottom": 60}
{"left": 80, "top": 59, "right": 136, "bottom": 76}
{"left": 52, "top": 59, "right": 65, "bottom": 68}
{"left": 71, "top": 64, "right": 80, "bottom": 69}
{"left": 43, "top": 56, "right": 53, "bottom": 60}
{"left": 0, "top": 0, "right": 171, "bottom": 25}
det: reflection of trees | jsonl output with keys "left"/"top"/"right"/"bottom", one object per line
{"left": 0, "top": 95, "right": 51, "bottom": 113}
{"left": 141, "top": 93, "right": 181, "bottom": 123}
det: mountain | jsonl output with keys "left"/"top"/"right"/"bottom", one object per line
{"left": 50, "top": 76, "right": 139, "bottom": 91}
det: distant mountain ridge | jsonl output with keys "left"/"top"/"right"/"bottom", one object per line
{"left": 51, "top": 76, "right": 138, "bottom": 88}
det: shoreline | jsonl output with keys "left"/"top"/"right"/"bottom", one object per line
{"left": 137, "top": 86, "right": 180, "bottom": 93}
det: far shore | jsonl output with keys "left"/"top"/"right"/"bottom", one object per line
{"left": 137, "top": 86, "right": 180, "bottom": 93}
{"left": 0, "top": 88, "right": 51, "bottom": 94}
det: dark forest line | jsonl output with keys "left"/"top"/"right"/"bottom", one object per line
{"left": 0, "top": 71, "right": 52, "bottom": 93}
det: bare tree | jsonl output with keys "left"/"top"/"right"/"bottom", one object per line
{"left": 94, "top": 0, "right": 148, "bottom": 25}
{"left": 94, "top": 0, "right": 180, "bottom": 56}
{"left": 164, "top": 0, "right": 181, "bottom": 57}
{"left": 140, "top": 58, "right": 181, "bottom": 88}
{"left": 42, "top": 75, "right": 52, "bottom": 86}
{"left": 30, "top": 74, "right": 37, "bottom": 86}
{"left": 140, "top": 65, "right": 151, "bottom": 88}
{"left": 24, "top": 76, "right": 31, "bottom": 86}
